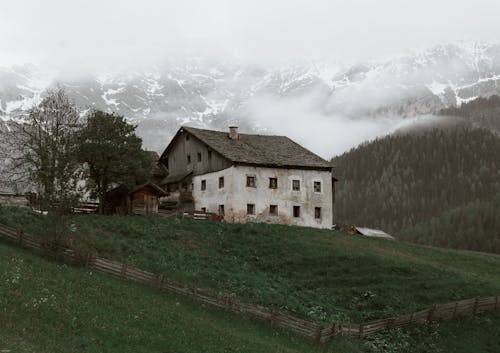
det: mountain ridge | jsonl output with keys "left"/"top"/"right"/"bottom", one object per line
{"left": 2, "top": 42, "right": 500, "bottom": 151}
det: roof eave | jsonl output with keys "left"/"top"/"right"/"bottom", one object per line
{"left": 233, "top": 161, "right": 333, "bottom": 171}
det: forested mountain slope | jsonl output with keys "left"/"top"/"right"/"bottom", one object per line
{"left": 440, "top": 94, "right": 500, "bottom": 133}
{"left": 399, "top": 193, "right": 500, "bottom": 254}
{"left": 332, "top": 127, "right": 500, "bottom": 236}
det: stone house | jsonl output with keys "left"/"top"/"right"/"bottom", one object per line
{"left": 159, "top": 126, "right": 336, "bottom": 229}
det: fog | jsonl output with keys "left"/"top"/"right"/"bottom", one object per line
{"left": 246, "top": 89, "right": 419, "bottom": 159}
{"left": 2, "top": 0, "right": 499, "bottom": 158}
{"left": 1, "top": 0, "right": 500, "bottom": 70}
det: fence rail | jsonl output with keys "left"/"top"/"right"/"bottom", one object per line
{"left": 0, "top": 222, "right": 498, "bottom": 343}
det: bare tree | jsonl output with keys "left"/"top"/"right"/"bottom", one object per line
{"left": 5, "top": 88, "right": 83, "bottom": 211}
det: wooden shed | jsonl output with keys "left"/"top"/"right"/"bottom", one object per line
{"left": 105, "top": 182, "right": 167, "bottom": 215}
{"left": 130, "top": 182, "right": 167, "bottom": 215}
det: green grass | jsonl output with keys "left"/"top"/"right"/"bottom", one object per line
{"left": 1, "top": 206, "right": 500, "bottom": 326}
{"left": 1, "top": 207, "right": 499, "bottom": 353}
{"left": 0, "top": 240, "right": 329, "bottom": 353}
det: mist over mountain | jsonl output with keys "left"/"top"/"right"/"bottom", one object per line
{"left": 2, "top": 42, "right": 500, "bottom": 156}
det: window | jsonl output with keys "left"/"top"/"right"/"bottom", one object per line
{"left": 186, "top": 134, "right": 190, "bottom": 141}
{"left": 269, "top": 177, "right": 278, "bottom": 189}
{"left": 201, "top": 180, "right": 206, "bottom": 191}
{"left": 208, "top": 150, "right": 212, "bottom": 160}
{"left": 219, "top": 176, "right": 224, "bottom": 189}
{"left": 315, "top": 207, "right": 322, "bottom": 219}
{"left": 218, "top": 205, "right": 225, "bottom": 216}
{"left": 201, "top": 207, "right": 206, "bottom": 213}
{"left": 269, "top": 205, "right": 278, "bottom": 216}
{"left": 247, "top": 203, "right": 255, "bottom": 215}
{"left": 197, "top": 152, "right": 202, "bottom": 162}
{"left": 246, "top": 176, "right": 256, "bottom": 187}
{"left": 293, "top": 206, "right": 300, "bottom": 218}
{"left": 314, "top": 181, "right": 322, "bottom": 193}
{"left": 187, "top": 154, "right": 191, "bottom": 164}
{"left": 292, "top": 180, "right": 300, "bottom": 191}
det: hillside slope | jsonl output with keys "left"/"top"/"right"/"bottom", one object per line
{"left": 0, "top": 240, "right": 327, "bottom": 353}
{"left": 2, "top": 228, "right": 499, "bottom": 353}
{"left": 1, "top": 207, "right": 499, "bottom": 325}
{"left": 399, "top": 193, "right": 500, "bottom": 253}
{"left": 332, "top": 127, "right": 500, "bottom": 240}
{"left": 440, "top": 94, "right": 500, "bottom": 134}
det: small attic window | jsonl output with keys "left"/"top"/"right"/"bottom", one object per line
{"left": 246, "top": 176, "right": 256, "bottom": 187}
{"left": 186, "top": 134, "right": 190, "bottom": 141}
{"left": 197, "top": 152, "right": 202, "bottom": 162}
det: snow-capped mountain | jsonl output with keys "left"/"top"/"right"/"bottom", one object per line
{"left": 2, "top": 42, "right": 500, "bottom": 152}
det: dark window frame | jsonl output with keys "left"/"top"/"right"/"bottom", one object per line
{"left": 218, "top": 204, "right": 225, "bottom": 216}
{"left": 187, "top": 154, "right": 191, "bottom": 164}
{"left": 269, "top": 204, "right": 278, "bottom": 216}
{"left": 292, "top": 179, "right": 300, "bottom": 191}
{"left": 293, "top": 205, "right": 300, "bottom": 218}
{"left": 219, "top": 176, "right": 224, "bottom": 189}
{"left": 197, "top": 152, "right": 202, "bottom": 162}
{"left": 314, "top": 181, "right": 322, "bottom": 193}
{"left": 201, "top": 180, "right": 206, "bottom": 191}
{"left": 247, "top": 203, "right": 255, "bottom": 215}
{"left": 269, "top": 177, "right": 278, "bottom": 189}
{"left": 246, "top": 176, "right": 256, "bottom": 188}
{"left": 315, "top": 207, "right": 322, "bottom": 219}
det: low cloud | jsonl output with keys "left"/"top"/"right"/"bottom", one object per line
{"left": 246, "top": 91, "right": 403, "bottom": 159}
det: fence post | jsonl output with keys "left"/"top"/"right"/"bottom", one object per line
{"left": 315, "top": 325, "right": 322, "bottom": 343}
{"left": 17, "top": 229, "right": 23, "bottom": 245}
{"left": 85, "top": 253, "right": 93, "bottom": 268}
{"left": 332, "top": 323, "right": 339, "bottom": 340}
{"left": 120, "top": 263, "right": 127, "bottom": 277}
{"left": 473, "top": 297, "right": 479, "bottom": 315}
{"left": 156, "top": 274, "right": 165, "bottom": 289}
{"left": 428, "top": 304, "right": 436, "bottom": 322}
{"left": 453, "top": 301, "right": 459, "bottom": 317}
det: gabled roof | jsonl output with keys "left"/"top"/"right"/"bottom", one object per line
{"left": 130, "top": 182, "right": 167, "bottom": 196}
{"left": 162, "top": 126, "right": 333, "bottom": 170}
{"left": 146, "top": 151, "right": 167, "bottom": 177}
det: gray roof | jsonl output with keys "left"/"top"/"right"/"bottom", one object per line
{"left": 180, "top": 126, "right": 332, "bottom": 170}
{"left": 353, "top": 227, "right": 395, "bottom": 240}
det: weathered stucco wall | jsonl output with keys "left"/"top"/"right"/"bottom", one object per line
{"left": 192, "top": 166, "right": 333, "bottom": 229}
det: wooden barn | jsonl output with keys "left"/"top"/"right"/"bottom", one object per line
{"left": 105, "top": 182, "right": 167, "bottom": 215}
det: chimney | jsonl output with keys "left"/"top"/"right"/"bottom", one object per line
{"left": 228, "top": 126, "right": 239, "bottom": 140}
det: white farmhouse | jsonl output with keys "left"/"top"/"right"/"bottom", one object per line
{"left": 159, "top": 126, "right": 336, "bottom": 229}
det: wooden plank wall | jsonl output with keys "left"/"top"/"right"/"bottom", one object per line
{"left": 0, "top": 223, "right": 498, "bottom": 344}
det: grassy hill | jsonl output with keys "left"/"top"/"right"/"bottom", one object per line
{"left": 1, "top": 209, "right": 499, "bottom": 353}
{"left": 1, "top": 207, "right": 499, "bottom": 326}
{"left": 0, "top": 240, "right": 327, "bottom": 353}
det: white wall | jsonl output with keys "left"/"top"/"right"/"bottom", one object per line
{"left": 192, "top": 165, "right": 333, "bottom": 229}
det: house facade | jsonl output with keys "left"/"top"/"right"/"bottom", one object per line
{"left": 159, "top": 126, "right": 336, "bottom": 229}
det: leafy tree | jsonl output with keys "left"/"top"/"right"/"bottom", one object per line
{"left": 6, "top": 88, "right": 82, "bottom": 212}
{"left": 77, "top": 110, "right": 151, "bottom": 214}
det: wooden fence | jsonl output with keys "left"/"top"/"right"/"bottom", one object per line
{"left": 0, "top": 222, "right": 498, "bottom": 344}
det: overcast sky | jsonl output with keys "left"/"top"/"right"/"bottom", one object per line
{"left": 1, "top": 0, "right": 499, "bottom": 70}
